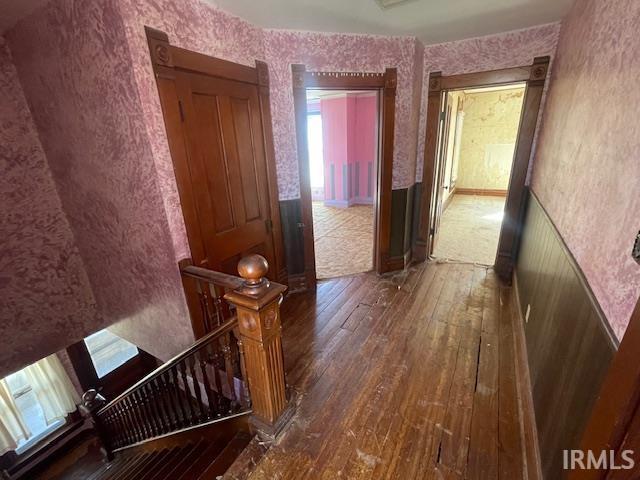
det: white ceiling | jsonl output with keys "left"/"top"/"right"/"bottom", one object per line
{"left": 0, "top": 0, "right": 573, "bottom": 42}
{"left": 209, "top": 0, "right": 573, "bottom": 43}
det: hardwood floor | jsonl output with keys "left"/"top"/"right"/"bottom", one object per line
{"left": 235, "top": 260, "right": 528, "bottom": 479}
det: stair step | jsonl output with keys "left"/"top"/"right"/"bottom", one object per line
{"left": 196, "top": 431, "right": 253, "bottom": 479}
{"left": 147, "top": 444, "right": 194, "bottom": 480}
{"left": 109, "top": 451, "right": 155, "bottom": 480}
{"left": 138, "top": 445, "right": 183, "bottom": 480}
{"left": 127, "top": 449, "right": 168, "bottom": 480}
{"left": 163, "top": 440, "right": 209, "bottom": 479}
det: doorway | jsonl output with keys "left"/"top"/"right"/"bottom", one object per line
{"left": 432, "top": 84, "right": 526, "bottom": 265}
{"left": 305, "top": 89, "right": 380, "bottom": 279}
{"left": 415, "top": 57, "right": 551, "bottom": 279}
{"left": 291, "top": 66, "right": 397, "bottom": 289}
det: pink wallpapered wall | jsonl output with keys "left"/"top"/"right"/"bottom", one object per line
{"left": 416, "top": 23, "right": 562, "bottom": 181}
{"left": 6, "top": 0, "right": 195, "bottom": 364}
{"left": 0, "top": 37, "right": 100, "bottom": 378}
{"left": 318, "top": 94, "right": 377, "bottom": 204}
{"left": 321, "top": 96, "right": 349, "bottom": 202}
{"left": 118, "top": 0, "right": 265, "bottom": 260}
{"left": 530, "top": 0, "right": 640, "bottom": 340}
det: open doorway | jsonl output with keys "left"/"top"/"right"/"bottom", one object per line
{"left": 306, "top": 89, "right": 380, "bottom": 279}
{"left": 415, "top": 57, "right": 550, "bottom": 279}
{"left": 291, "top": 65, "right": 397, "bottom": 289}
{"left": 433, "top": 84, "right": 526, "bottom": 265}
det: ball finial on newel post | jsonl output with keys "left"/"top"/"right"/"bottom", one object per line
{"left": 237, "top": 254, "right": 269, "bottom": 289}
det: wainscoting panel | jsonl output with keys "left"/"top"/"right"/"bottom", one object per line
{"left": 279, "top": 198, "right": 305, "bottom": 280}
{"left": 515, "top": 191, "right": 617, "bottom": 478}
{"left": 389, "top": 185, "right": 414, "bottom": 268}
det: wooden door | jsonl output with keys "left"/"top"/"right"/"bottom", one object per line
{"left": 175, "top": 72, "right": 276, "bottom": 274}
{"left": 146, "top": 28, "right": 285, "bottom": 287}
{"left": 429, "top": 96, "right": 451, "bottom": 253}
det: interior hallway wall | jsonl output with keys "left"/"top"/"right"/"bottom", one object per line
{"left": 0, "top": 37, "right": 100, "bottom": 378}
{"left": 6, "top": 0, "right": 195, "bottom": 363}
{"left": 530, "top": 0, "right": 640, "bottom": 339}
{"left": 456, "top": 87, "right": 525, "bottom": 191}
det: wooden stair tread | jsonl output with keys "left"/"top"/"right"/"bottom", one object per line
{"left": 196, "top": 431, "right": 253, "bottom": 479}
{"left": 163, "top": 440, "right": 209, "bottom": 479}
{"left": 139, "top": 444, "right": 186, "bottom": 480}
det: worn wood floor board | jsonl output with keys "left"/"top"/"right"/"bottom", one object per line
{"left": 240, "top": 261, "right": 526, "bottom": 480}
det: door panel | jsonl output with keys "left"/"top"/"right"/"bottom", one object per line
{"left": 177, "top": 71, "right": 275, "bottom": 276}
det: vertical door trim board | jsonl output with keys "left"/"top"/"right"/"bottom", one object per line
{"left": 144, "top": 28, "right": 287, "bottom": 286}
{"left": 291, "top": 65, "right": 398, "bottom": 288}
{"left": 571, "top": 299, "right": 640, "bottom": 480}
{"left": 414, "top": 57, "right": 550, "bottom": 281}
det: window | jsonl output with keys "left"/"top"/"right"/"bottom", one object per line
{"left": 84, "top": 329, "right": 139, "bottom": 378}
{"left": 5, "top": 370, "right": 64, "bottom": 454}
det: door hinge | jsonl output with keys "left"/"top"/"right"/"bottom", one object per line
{"left": 439, "top": 111, "right": 446, "bottom": 121}
{"left": 430, "top": 227, "right": 435, "bottom": 235}
{"left": 178, "top": 100, "right": 185, "bottom": 122}
{"left": 265, "top": 218, "right": 273, "bottom": 232}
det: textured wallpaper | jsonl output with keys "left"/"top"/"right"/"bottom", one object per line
{"left": 456, "top": 88, "right": 525, "bottom": 190}
{"left": 118, "top": 0, "right": 265, "bottom": 259}
{"left": 6, "top": 0, "right": 195, "bottom": 364}
{"left": 264, "top": 30, "right": 422, "bottom": 198}
{"left": 0, "top": 38, "right": 99, "bottom": 378}
{"left": 531, "top": 0, "right": 640, "bottom": 339}
{"left": 0, "top": 0, "right": 566, "bottom": 374}
{"left": 416, "top": 23, "right": 562, "bottom": 181}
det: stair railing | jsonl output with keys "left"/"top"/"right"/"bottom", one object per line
{"left": 86, "top": 255, "right": 292, "bottom": 457}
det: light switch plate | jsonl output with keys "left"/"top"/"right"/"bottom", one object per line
{"left": 633, "top": 231, "right": 640, "bottom": 265}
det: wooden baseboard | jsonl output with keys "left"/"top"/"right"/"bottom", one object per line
{"left": 442, "top": 186, "right": 456, "bottom": 212}
{"left": 286, "top": 273, "right": 307, "bottom": 294}
{"left": 455, "top": 188, "right": 508, "bottom": 197}
{"left": 512, "top": 269, "right": 543, "bottom": 480}
{"left": 385, "top": 248, "right": 412, "bottom": 272}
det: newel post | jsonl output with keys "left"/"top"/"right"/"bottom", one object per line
{"left": 223, "top": 255, "right": 294, "bottom": 437}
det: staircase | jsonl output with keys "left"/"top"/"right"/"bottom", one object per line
{"left": 78, "top": 255, "right": 292, "bottom": 480}
{"left": 86, "top": 431, "right": 252, "bottom": 480}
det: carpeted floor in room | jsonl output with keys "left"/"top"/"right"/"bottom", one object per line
{"left": 433, "top": 194, "right": 506, "bottom": 265}
{"left": 312, "top": 202, "right": 374, "bottom": 279}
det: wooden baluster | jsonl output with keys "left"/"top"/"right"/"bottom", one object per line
{"left": 160, "top": 374, "right": 179, "bottom": 430}
{"left": 198, "top": 348, "right": 215, "bottom": 420}
{"left": 206, "top": 343, "right": 226, "bottom": 414}
{"left": 196, "top": 279, "right": 212, "bottom": 333}
{"left": 224, "top": 254, "right": 293, "bottom": 438}
{"left": 188, "top": 355, "right": 205, "bottom": 422}
{"left": 170, "top": 365, "right": 189, "bottom": 428}
{"left": 234, "top": 328, "right": 251, "bottom": 408}
{"left": 127, "top": 396, "right": 144, "bottom": 442}
{"left": 114, "top": 404, "right": 128, "bottom": 447}
{"left": 143, "top": 383, "right": 161, "bottom": 436}
{"left": 133, "top": 392, "right": 149, "bottom": 441}
{"left": 220, "top": 332, "right": 237, "bottom": 406}
{"left": 115, "top": 403, "right": 130, "bottom": 446}
{"left": 177, "top": 361, "right": 194, "bottom": 425}
{"left": 151, "top": 377, "right": 169, "bottom": 434}
{"left": 137, "top": 389, "right": 153, "bottom": 439}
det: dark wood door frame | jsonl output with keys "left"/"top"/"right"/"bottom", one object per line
{"left": 145, "top": 28, "right": 286, "bottom": 290}
{"left": 414, "top": 56, "right": 550, "bottom": 280}
{"left": 571, "top": 299, "right": 640, "bottom": 479}
{"left": 291, "top": 65, "right": 397, "bottom": 288}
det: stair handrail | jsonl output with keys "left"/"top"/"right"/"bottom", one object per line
{"left": 84, "top": 255, "right": 294, "bottom": 457}
{"left": 96, "top": 318, "right": 238, "bottom": 416}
